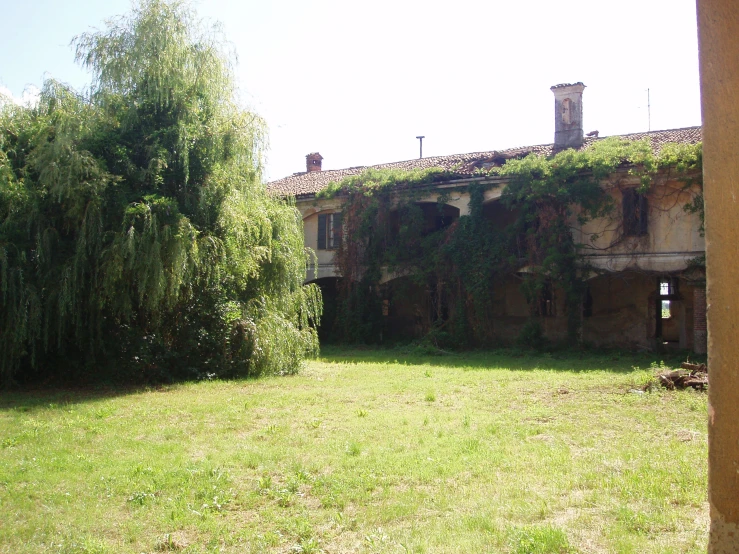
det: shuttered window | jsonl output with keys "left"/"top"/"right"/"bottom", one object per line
{"left": 317, "top": 213, "right": 342, "bottom": 250}
{"left": 330, "top": 212, "right": 342, "bottom": 249}
{"left": 623, "top": 188, "right": 648, "bottom": 236}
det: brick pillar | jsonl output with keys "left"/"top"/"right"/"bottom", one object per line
{"left": 306, "top": 152, "right": 323, "bottom": 172}
{"left": 693, "top": 287, "right": 707, "bottom": 354}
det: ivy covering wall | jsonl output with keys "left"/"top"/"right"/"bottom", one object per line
{"left": 317, "top": 138, "right": 702, "bottom": 347}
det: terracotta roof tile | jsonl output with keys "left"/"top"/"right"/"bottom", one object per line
{"left": 267, "top": 126, "right": 702, "bottom": 197}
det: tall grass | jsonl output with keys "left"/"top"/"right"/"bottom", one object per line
{"left": 0, "top": 349, "right": 707, "bottom": 553}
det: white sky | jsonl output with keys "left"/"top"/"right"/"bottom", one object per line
{"left": 0, "top": 0, "right": 701, "bottom": 182}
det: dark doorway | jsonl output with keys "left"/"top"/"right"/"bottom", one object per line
{"left": 655, "top": 277, "right": 682, "bottom": 347}
{"left": 310, "top": 277, "right": 341, "bottom": 343}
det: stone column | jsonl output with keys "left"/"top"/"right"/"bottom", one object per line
{"left": 694, "top": 287, "right": 707, "bottom": 354}
{"left": 698, "top": 0, "right": 739, "bottom": 551}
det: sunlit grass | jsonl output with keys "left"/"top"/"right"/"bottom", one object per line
{"left": 0, "top": 348, "right": 707, "bottom": 553}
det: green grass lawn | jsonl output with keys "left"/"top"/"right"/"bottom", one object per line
{"left": 0, "top": 348, "right": 707, "bottom": 553}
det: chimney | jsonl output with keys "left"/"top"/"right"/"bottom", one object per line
{"left": 550, "top": 82, "right": 585, "bottom": 150}
{"left": 306, "top": 152, "right": 323, "bottom": 172}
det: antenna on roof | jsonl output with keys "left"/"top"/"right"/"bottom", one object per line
{"left": 416, "top": 136, "right": 425, "bottom": 159}
{"left": 647, "top": 88, "right": 651, "bottom": 131}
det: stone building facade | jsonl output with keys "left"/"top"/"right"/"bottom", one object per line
{"left": 268, "top": 84, "right": 705, "bottom": 352}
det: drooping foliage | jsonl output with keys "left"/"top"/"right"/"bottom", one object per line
{"left": 321, "top": 138, "right": 702, "bottom": 347}
{"left": 0, "top": 0, "right": 320, "bottom": 385}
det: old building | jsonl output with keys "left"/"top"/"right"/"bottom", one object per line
{"left": 268, "top": 84, "right": 704, "bottom": 352}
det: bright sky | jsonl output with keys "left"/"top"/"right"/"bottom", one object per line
{"left": 0, "top": 0, "right": 701, "bottom": 182}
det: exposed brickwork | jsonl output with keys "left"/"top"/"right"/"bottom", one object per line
{"left": 306, "top": 152, "right": 323, "bottom": 173}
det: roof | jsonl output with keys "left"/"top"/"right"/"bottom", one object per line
{"left": 267, "top": 126, "right": 702, "bottom": 198}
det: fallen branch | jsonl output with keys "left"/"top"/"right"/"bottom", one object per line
{"left": 680, "top": 362, "right": 707, "bottom": 373}
{"left": 658, "top": 364, "right": 708, "bottom": 391}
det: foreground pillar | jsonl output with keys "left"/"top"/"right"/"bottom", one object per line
{"left": 697, "top": 0, "right": 739, "bottom": 551}
{"left": 694, "top": 288, "right": 707, "bottom": 355}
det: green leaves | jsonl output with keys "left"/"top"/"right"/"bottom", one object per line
{"left": 324, "top": 137, "right": 702, "bottom": 347}
{"left": 0, "top": 1, "right": 319, "bottom": 384}
{"left": 317, "top": 167, "right": 449, "bottom": 199}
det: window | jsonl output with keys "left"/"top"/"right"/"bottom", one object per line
{"left": 317, "top": 212, "right": 342, "bottom": 250}
{"left": 659, "top": 277, "right": 678, "bottom": 319}
{"left": 622, "top": 188, "right": 648, "bottom": 236}
{"left": 660, "top": 278, "right": 678, "bottom": 296}
{"left": 661, "top": 300, "right": 672, "bottom": 319}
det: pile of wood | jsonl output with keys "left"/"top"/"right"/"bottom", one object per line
{"left": 657, "top": 362, "right": 708, "bottom": 390}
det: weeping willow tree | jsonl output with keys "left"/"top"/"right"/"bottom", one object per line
{"left": 0, "top": 0, "right": 321, "bottom": 385}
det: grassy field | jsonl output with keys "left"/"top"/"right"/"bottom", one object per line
{"left": 0, "top": 348, "right": 707, "bottom": 553}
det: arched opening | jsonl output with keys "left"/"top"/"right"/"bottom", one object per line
{"left": 389, "top": 202, "right": 460, "bottom": 239}
{"left": 307, "top": 277, "right": 342, "bottom": 343}
{"left": 482, "top": 199, "right": 526, "bottom": 261}
{"left": 482, "top": 198, "right": 518, "bottom": 229}
{"left": 417, "top": 202, "right": 460, "bottom": 234}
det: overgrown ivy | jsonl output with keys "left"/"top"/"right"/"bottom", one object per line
{"left": 316, "top": 167, "right": 453, "bottom": 199}
{"left": 319, "top": 137, "right": 702, "bottom": 347}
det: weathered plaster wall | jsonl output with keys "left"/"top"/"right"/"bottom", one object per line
{"left": 583, "top": 273, "right": 652, "bottom": 349}
{"left": 488, "top": 279, "right": 530, "bottom": 342}
{"left": 302, "top": 208, "right": 341, "bottom": 281}
{"left": 299, "top": 192, "right": 471, "bottom": 282}
{"left": 580, "top": 273, "right": 697, "bottom": 350}
{"left": 415, "top": 190, "right": 471, "bottom": 216}
{"left": 299, "top": 174, "right": 704, "bottom": 281}
{"left": 698, "top": 0, "right": 739, "bottom": 550}
{"left": 576, "top": 180, "right": 705, "bottom": 273}
{"left": 485, "top": 278, "right": 571, "bottom": 343}
{"left": 294, "top": 165, "right": 705, "bottom": 349}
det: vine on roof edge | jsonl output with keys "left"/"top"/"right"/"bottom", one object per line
{"left": 317, "top": 137, "right": 703, "bottom": 348}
